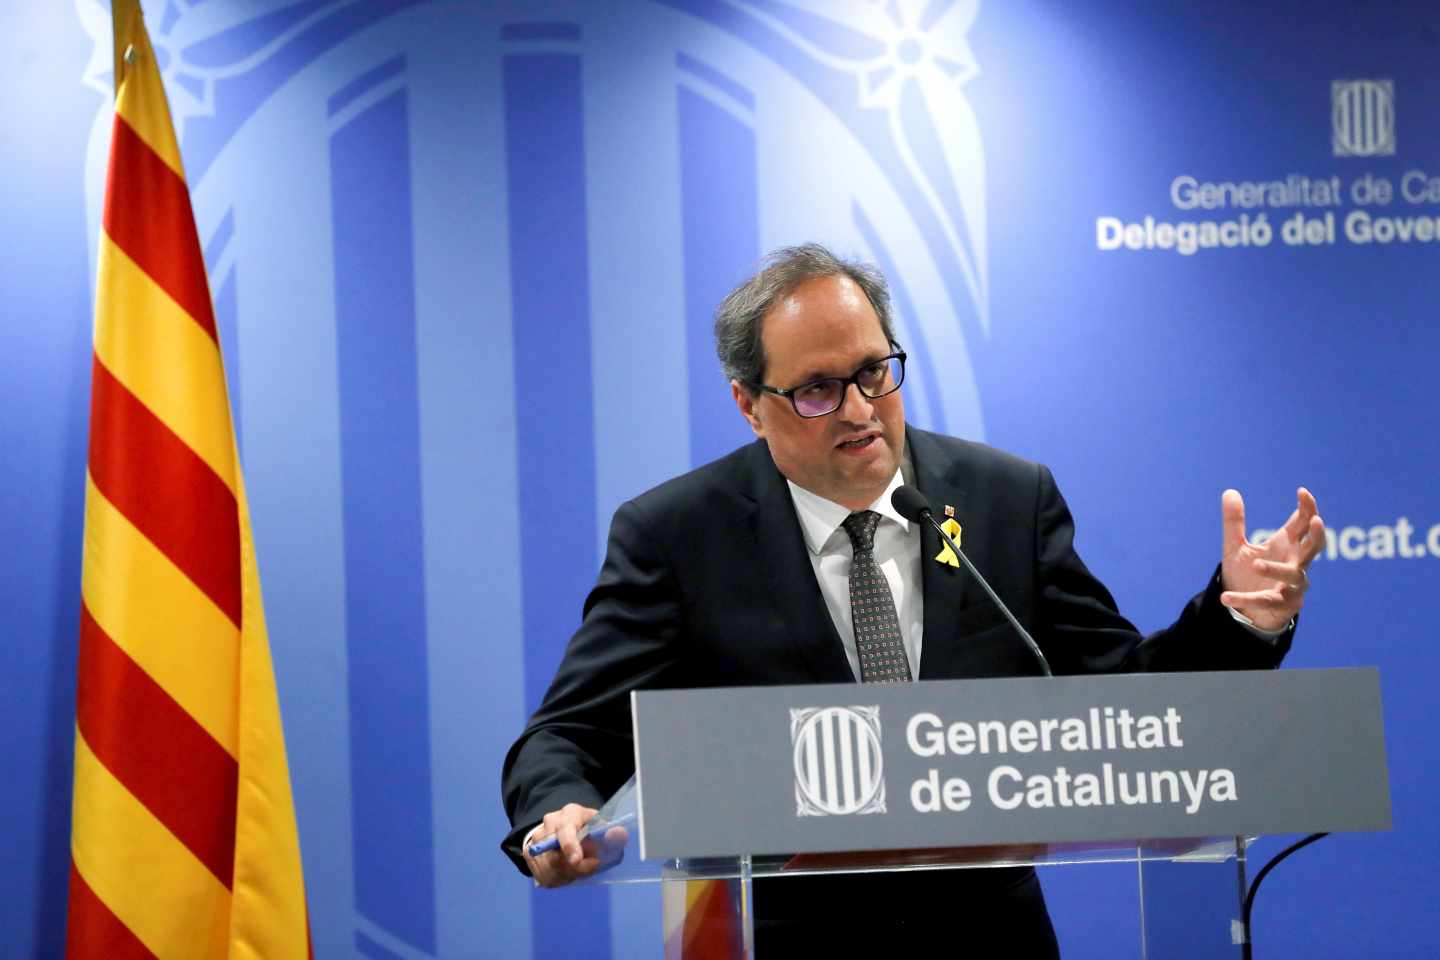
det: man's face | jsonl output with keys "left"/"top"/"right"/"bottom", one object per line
{"left": 732, "top": 274, "right": 905, "bottom": 510}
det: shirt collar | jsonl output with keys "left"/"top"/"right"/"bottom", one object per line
{"left": 787, "top": 457, "right": 912, "bottom": 557}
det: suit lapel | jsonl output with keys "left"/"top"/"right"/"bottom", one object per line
{"left": 910, "top": 428, "right": 983, "bottom": 679}
{"left": 743, "top": 443, "right": 856, "bottom": 683}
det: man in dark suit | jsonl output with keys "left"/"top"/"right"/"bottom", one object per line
{"left": 501, "top": 244, "right": 1323, "bottom": 952}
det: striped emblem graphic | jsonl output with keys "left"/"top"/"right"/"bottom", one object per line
{"left": 74, "top": 3, "right": 996, "bottom": 950}
{"left": 791, "top": 706, "right": 886, "bottom": 817}
{"left": 1332, "top": 79, "right": 1395, "bottom": 157}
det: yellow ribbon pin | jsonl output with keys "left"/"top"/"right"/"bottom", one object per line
{"left": 935, "top": 517, "right": 962, "bottom": 567}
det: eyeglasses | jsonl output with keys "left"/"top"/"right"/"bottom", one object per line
{"left": 747, "top": 348, "right": 907, "bottom": 419}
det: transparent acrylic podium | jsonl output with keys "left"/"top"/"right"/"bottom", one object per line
{"left": 575, "top": 776, "right": 1253, "bottom": 958}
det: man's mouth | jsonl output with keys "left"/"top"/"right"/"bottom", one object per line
{"left": 837, "top": 434, "right": 878, "bottom": 450}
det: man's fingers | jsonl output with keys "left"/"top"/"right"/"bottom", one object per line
{"left": 529, "top": 847, "right": 566, "bottom": 887}
{"left": 541, "top": 840, "right": 607, "bottom": 884}
{"left": 1251, "top": 558, "right": 1308, "bottom": 589}
{"left": 598, "top": 826, "right": 630, "bottom": 866}
{"left": 556, "top": 821, "right": 584, "bottom": 865}
{"left": 533, "top": 861, "right": 562, "bottom": 887}
{"left": 1282, "top": 487, "right": 1319, "bottom": 541}
{"left": 1222, "top": 489, "right": 1247, "bottom": 557}
{"left": 555, "top": 836, "right": 623, "bottom": 881}
{"left": 1299, "top": 515, "right": 1326, "bottom": 565}
{"left": 601, "top": 825, "right": 630, "bottom": 852}
{"left": 528, "top": 803, "right": 599, "bottom": 885}
{"left": 556, "top": 803, "right": 597, "bottom": 865}
{"left": 534, "top": 855, "right": 601, "bottom": 887}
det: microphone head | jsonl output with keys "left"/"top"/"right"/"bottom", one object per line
{"left": 891, "top": 485, "right": 933, "bottom": 522}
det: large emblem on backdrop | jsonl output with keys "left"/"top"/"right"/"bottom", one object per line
{"left": 75, "top": 1, "right": 996, "bottom": 955}
{"left": 78, "top": 0, "right": 995, "bottom": 437}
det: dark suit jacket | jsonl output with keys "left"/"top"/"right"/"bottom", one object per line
{"left": 501, "top": 427, "right": 1289, "bottom": 871}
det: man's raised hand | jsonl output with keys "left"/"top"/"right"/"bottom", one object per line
{"left": 1220, "top": 487, "right": 1324, "bottom": 632}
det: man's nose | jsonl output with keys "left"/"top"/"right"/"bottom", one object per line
{"left": 836, "top": 382, "right": 875, "bottom": 422}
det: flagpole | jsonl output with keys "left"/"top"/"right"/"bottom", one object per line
{"left": 111, "top": 0, "right": 139, "bottom": 97}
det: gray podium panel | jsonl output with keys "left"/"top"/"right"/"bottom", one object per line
{"left": 631, "top": 669, "right": 1389, "bottom": 861}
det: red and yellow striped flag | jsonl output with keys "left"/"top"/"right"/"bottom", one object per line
{"left": 66, "top": 2, "right": 308, "bottom": 956}
{"left": 663, "top": 879, "right": 745, "bottom": 959}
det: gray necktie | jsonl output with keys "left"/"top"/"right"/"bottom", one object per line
{"left": 842, "top": 511, "right": 913, "bottom": 683}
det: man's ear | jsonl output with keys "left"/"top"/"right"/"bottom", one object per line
{"left": 731, "top": 380, "right": 765, "bottom": 437}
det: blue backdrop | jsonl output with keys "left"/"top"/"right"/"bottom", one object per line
{"left": 4, "top": 1, "right": 1437, "bottom": 956}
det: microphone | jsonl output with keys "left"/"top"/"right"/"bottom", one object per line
{"left": 891, "top": 485, "right": 1053, "bottom": 677}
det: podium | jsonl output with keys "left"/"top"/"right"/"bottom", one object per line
{"left": 571, "top": 669, "right": 1390, "bottom": 958}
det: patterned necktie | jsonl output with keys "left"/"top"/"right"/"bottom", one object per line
{"left": 842, "top": 510, "right": 913, "bottom": 683}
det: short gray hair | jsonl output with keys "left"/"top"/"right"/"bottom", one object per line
{"left": 714, "top": 243, "right": 897, "bottom": 392}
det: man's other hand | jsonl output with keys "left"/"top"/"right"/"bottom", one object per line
{"left": 1220, "top": 487, "right": 1324, "bottom": 632}
{"left": 523, "top": 803, "right": 627, "bottom": 888}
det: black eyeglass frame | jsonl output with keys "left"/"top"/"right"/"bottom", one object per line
{"left": 746, "top": 346, "right": 908, "bottom": 419}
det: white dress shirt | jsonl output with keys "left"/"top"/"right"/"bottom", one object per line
{"left": 786, "top": 466, "right": 924, "bottom": 682}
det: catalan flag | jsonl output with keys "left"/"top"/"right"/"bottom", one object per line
{"left": 662, "top": 879, "right": 745, "bottom": 959}
{"left": 65, "top": 2, "right": 308, "bottom": 957}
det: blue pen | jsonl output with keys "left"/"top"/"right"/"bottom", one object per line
{"left": 527, "top": 834, "right": 563, "bottom": 857}
{"left": 527, "top": 812, "right": 635, "bottom": 858}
